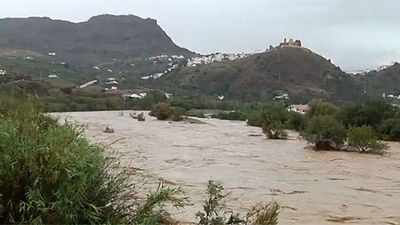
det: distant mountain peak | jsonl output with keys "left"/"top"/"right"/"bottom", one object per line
{"left": 0, "top": 14, "right": 194, "bottom": 64}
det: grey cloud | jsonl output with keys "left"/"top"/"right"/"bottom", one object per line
{"left": 0, "top": 0, "right": 399, "bottom": 70}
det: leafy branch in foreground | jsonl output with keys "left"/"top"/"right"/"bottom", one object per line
{"left": 197, "top": 181, "right": 280, "bottom": 225}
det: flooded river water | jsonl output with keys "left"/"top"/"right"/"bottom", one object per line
{"left": 52, "top": 111, "right": 400, "bottom": 225}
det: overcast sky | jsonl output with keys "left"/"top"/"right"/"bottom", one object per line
{"left": 1, "top": 0, "right": 399, "bottom": 71}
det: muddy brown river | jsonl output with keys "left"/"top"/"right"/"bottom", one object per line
{"left": 52, "top": 111, "right": 400, "bottom": 225}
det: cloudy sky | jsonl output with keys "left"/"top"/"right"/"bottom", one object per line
{"left": 1, "top": 0, "right": 399, "bottom": 71}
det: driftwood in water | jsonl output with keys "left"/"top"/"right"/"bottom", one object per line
{"left": 103, "top": 127, "right": 114, "bottom": 133}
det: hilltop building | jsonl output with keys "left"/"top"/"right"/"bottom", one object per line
{"left": 279, "top": 38, "right": 302, "bottom": 48}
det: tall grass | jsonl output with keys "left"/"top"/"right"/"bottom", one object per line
{"left": 0, "top": 96, "right": 185, "bottom": 224}
{"left": 0, "top": 95, "right": 280, "bottom": 224}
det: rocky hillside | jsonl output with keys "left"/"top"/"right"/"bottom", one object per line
{"left": 159, "top": 46, "right": 363, "bottom": 103}
{"left": 0, "top": 15, "right": 194, "bottom": 65}
{"left": 358, "top": 62, "right": 400, "bottom": 97}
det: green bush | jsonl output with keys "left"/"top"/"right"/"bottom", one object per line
{"left": 262, "top": 121, "right": 287, "bottom": 139}
{"left": 378, "top": 118, "right": 400, "bottom": 141}
{"left": 211, "top": 111, "right": 246, "bottom": 121}
{"left": 150, "top": 103, "right": 173, "bottom": 120}
{"left": 348, "top": 125, "right": 387, "bottom": 153}
{"left": 337, "top": 100, "right": 398, "bottom": 130}
{"left": 244, "top": 110, "right": 263, "bottom": 127}
{"left": 302, "top": 115, "right": 347, "bottom": 150}
{"left": 307, "top": 99, "right": 337, "bottom": 117}
{"left": 286, "top": 112, "right": 305, "bottom": 131}
{"left": 0, "top": 97, "right": 185, "bottom": 224}
{"left": 171, "top": 107, "right": 187, "bottom": 121}
{"left": 196, "top": 181, "right": 279, "bottom": 225}
{"left": 185, "top": 109, "right": 206, "bottom": 118}
{"left": 261, "top": 103, "right": 289, "bottom": 139}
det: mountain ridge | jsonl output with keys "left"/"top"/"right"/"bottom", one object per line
{"left": 0, "top": 14, "right": 195, "bottom": 65}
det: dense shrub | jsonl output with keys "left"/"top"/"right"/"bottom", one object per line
{"left": 348, "top": 125, "right": 387, "bottom": 153}
{"left": 262, "top": 121, "right": 287, "bottom": 139}
{"left": 338, "top": 101, "right": 398, "bottom": 130}
{"left": 0, "top": 97, "right": 185, "bottom": 224}
{"left": 261, "top": 103, "right": 289, "bottom": 139}
{"left": 337, "top": 103, "right": 363, "bottom": 129}
{"left": 185, "top": 109, "right": 206, "bottom": 118}
{"left": 244, "top": 110, "right": 263, "bottom": 127}
{"left": 307, "top": 99, "right": 337, "bottom": 117}
{"left": 302, "top": 115, "right": 347, "bottom": 150}
{"left": 378, "top": 118, "right": 400, "bottom": 141}
{"left": 286, "top": 112, "right": 305, "bottom": 131}
{"left": 197, "top": 181, "right": 279, "bottom": 225}
{"left": 211, "top": 111, "right": 246, "bottom": 121}
{"left": 171, "top": 107, "right": 186, "bottom": 121}
{"left": 151, "top": 103, "right": 174, "bottom": 120}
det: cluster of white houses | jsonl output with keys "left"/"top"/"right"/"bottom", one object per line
{"left": 141, "top": 63, "right": 178, "bottom": 80}
{"left": 383, "top": 93, "right": 400, "bottom": 100}
{"left": 0, "top": 69, "right": 7, "bottom": 75}
{"left": 148, "top": 55, "right": 185, "bottom": 61}
{"left": 187, "top": 53, "right": 251, "bottom": 67}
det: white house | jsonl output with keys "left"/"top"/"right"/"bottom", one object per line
{"left": 122, "top": 93, "right": 146, "bottom": 100}
{"left": 274, "top": 93, "right": 289, "bottom": 100}
{"left": 0, "top": 70, "right": 7, "bottom": 75}
{"left": 48, "top": 52, "right": 56, "bottom": 56}
{"left": 48, "top": 74, "right": 59, "bottom": 78}
{"left": 105, "top": 80, "right": 119, "bottom": 85}
{"left": 165, "top": 93, "right": 173, "bottom": 99}
{"left": 287, "top": 104, "right": 310, "bottom": 115}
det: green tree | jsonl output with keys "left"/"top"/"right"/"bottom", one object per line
{"left": 261, "top": 103, "right": 289, "bottom": 139}
{"left": 360, "top": 100, "right": 396, "bottom": 128}
{"left": 378, "top": 118, "right": 400, "bottom": 141}
{"left": 348, "top": 125, "right": 387, "bottom": 153}
{"left": 286, "top": 112, "right": 305, "bottom": 131}
{"left": 302, "top": 115, "right": 347, "bottom": 150}
{"left": 307, "top": 99, "right": 337, "bottom": 117}
{"left": 150, "top": 103, "right": 173, "bottom": 120}
{"left": 337, "top": 102, "right": 363, "bottom": 128}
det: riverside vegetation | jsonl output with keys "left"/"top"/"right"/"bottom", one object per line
{"left": 151, "top": 99, "right": 398, "bottom": 154}
{"left": 0, "top": 95, "right": 279, "bottom": 225}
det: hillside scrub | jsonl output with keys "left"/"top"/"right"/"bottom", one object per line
{"left": 348, "top": 125, "right": 387, "bottom": 154}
